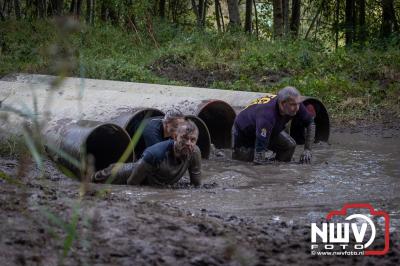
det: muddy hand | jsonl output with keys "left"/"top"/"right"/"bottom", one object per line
{"left": 299, "top": 149, "right": 312, "bottom": 164}
{"left": 253, "top": 151, "right": 273, "bottom": 165}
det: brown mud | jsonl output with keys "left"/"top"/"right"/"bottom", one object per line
{"left": 1, "top": 126, "right": 400, "bottom": 265}
{"left": 149, "top": 55, "right": 289, "bottom": 88}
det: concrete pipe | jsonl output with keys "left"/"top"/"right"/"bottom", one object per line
{"left": 0, "top": 81, "right": 214, "bottom": 159}
{"left": 112, "top": 111, "right": 211, "bottom": 159}
{"left": 1, "top": 74, "right": 329, "bottom": 145}
{"left": 45, "top": 120, "right": 132, "bottom": 179}
{"left": 2, "top": 73, "right": 267, "bottom": 110}
{"left": 195, "top": 100, "right": 237, "bottom": 149}
{"left": 109, "top": 108, "right": 211, "bottom": 160}
{"left": 110, "top": 108, "right": 165, "bottom": 136}
{"left": 110, "top": 108, "right": 164, "bottom": 160}
{"left": 165, "top": 99, "right": 236, "bottom": 150}
{"left": 290, "top": 97, "right": 330, "bottom": 144}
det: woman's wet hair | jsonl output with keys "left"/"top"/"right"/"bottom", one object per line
{"left": 177, "top": 120, "right": 199, "bottom": 137}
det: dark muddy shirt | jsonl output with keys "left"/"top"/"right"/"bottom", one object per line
{"left": 128, "top": 139, "right": 202, "bottom": 186}
{"left": 142, "top": 118, "right": 168, "bottom": 149}
{"left": 234, "top": 97, "right": 313, "bottom": 152}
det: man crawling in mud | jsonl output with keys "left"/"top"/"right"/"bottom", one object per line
{"left": 232, "top": 86, "right": 315, "bottom": 165}
{"left": 92, "top": 120, "right": 202, "bottom": 186}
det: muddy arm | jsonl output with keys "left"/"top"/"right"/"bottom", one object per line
{"left": 304, "top": 120, "right": 315, "bottom": 151}
{"left": 188, "top": 147, "right": 202, "bottom": 187}
{"left": 126, "top": 159, "right": 153, "bottom": 185}
{"left": 300, "top": 120, "right": 315, "bottom": 164}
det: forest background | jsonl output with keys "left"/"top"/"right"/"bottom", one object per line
{"left": 0, "top": 0, "right": 399, "bottom": 122}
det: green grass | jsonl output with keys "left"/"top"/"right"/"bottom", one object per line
{"left": 0, "top": 135, "right": 29, "bottom": 158}
{"left": 1, "top": 19, "right": 399, "bottom": 122}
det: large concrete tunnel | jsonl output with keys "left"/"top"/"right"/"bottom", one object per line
{"left": 45, "top": 120, "right": 132, "bottom": 179}
{"left": 1, "top": 74, "right": 331, "bottom": 174}
{"left": 290, "top": 97, "right": 330, "bottom": 144}
{"left": 4, "top": 74, "right": 330, "bottom": 145}
{"left": 196, "top": 100, "right": 236, "bottom": 149}
{"left": 111, "top": 109, "right": 212, "bottom": 159}
{"left": 110, "top": 108, "right": 165, "bottom": 160}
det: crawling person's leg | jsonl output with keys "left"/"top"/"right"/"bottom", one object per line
{"left": 232, "top": 126, "right": 255, "bottom": 162}
{"left": 269, "top": 131, "right": 297, "bottom": 162}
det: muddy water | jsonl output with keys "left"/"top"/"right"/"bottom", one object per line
{"left": 109, "top": 131, "right": 400, "bottom": 228}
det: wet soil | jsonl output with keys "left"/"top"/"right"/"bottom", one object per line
{"left": 149, "top": 55, "right": 289, "bottom": 88}
{"left": 1, "top": 127, "right": 399, "bottom": 265}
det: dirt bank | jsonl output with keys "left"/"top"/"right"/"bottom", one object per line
{"left": 149, "top": 55, "right": 290, "bottom": 88}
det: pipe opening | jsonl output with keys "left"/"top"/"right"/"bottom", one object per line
{"left": 290, "top": 98, "right": 330, "bottom": 144}
{"left": 112, "top": 108, "right": 165, "bottom": 160}
{"left": 185, "top": 115, "right": 211, "bottom": 159}
{"left": 197, "top": 100, "right": 236, "bottom": 149}
{"left": 86, "top": 124, "right": 132, "bottom": 171}
{"left": 123, "top": 108, "right": 165, "bottom": 137}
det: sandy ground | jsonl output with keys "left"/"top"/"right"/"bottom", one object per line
{"left": 1, "top": 123, "right": 399, "bottom": 266}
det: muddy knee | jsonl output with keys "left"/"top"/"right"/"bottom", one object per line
{"left": 275, "top": 133, "right": 297, "bottom": 162}
{"left": 232, "top": 147, "right": 254, "bottom": 162}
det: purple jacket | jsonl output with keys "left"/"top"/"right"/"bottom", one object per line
{"left": 234, "top": 97, "right": 313, "bottom": 152}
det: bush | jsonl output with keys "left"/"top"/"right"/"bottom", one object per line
{"left": 1, "top": 20, "right": 399, "bottom": 121}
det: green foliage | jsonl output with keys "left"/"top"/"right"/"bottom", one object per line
{"left": 0, "top": 20, "right": 399, "bottom": 121}
{"left": 0, "top": 135, "right": 29, "bottom": 159}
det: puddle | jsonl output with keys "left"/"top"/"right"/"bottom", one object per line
{"left": 110, "top": 131, "right": 400, "bottom": 227}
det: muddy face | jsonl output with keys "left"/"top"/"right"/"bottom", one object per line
{"left": 174, "top": 130, "right": 198, "bottom": 158}
{"left": 279, "top": 96, "right": 301, "bottom": 116}
{"left": 165, "top": 117, "right": 185, "bottom": 138}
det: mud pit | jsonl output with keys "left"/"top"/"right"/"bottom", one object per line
{"left": 1, "top": 128, "right": 399, "bottom": 265}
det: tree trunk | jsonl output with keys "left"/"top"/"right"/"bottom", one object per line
{"left": 381, "top": 0, "right": 399, "bottom": 38}
{"left": 335, "top": 0, "right": 339, "bottom": 49}
{"left": 70, "top": 0, "right": 75, "bottom": 14}
{"left": 52, "top": 0, "right": 63, "bottom": 16}
{"left": 70, "top": 0, "right": 82, "bottom": 18}
{"left": 199, "top": 0, "right": 204, "bottom": 26}
{"left": 273, "top": 0, "right": 283, "bottom": 38}
{"left": 37, "top": 0, "right": 46, "bottom": 18}
{"left": 108, "top": 7, "right": 118, "bottom": 25}
{"left": 290, "top": 0, "right": 301, "bottom": 37}
{"left": 219, "top": 0, "right": 225, "bottom": 31}
{"left": 282, "top": 0, "right": 289, "bottom": 35}
{"left": 76, "top": 0, "right": 82, "bottom": 17}
{"left": 305, "top": 0, "right": 325, "bottom": 39}
{"left": 201, "top": 0, "right": 207, "bottom": 27}
{"left": 253, "top": 0, "right": 259, "bottom": 37}
{"left": 227, "top": 0, "right": 241, "bottom": 29}
{"left": 215, "top": 0, "right": 221, "bottom": 32}
{"left": 345, "top": 0, "right": 355, "bottom": 46}
{"left": 357, "top": 0, "right": 366, "bottom": 43}
{"left": 14, "top": 0, "right": 21, "bottom": 19}
{"left": 0, "top": 2, "right": 4, "bottom": 20}
{"left": 244, "top": 0, "right": 252, "bottom": 33}
{"left": 159, "top": 0, "right": 165, "bottom": 18}
{"left": 100, "top": 1, "right": 107, "bottom": 22}
{"left": 86, "top": 0, "right": 94, "bottom": 24}
{"left": 191, "top": 0, "right": 201, "bottom": 27}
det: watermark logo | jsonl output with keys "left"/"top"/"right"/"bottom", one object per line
{"left": 310, "top": 203, "right": 390, "bottom": 256}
